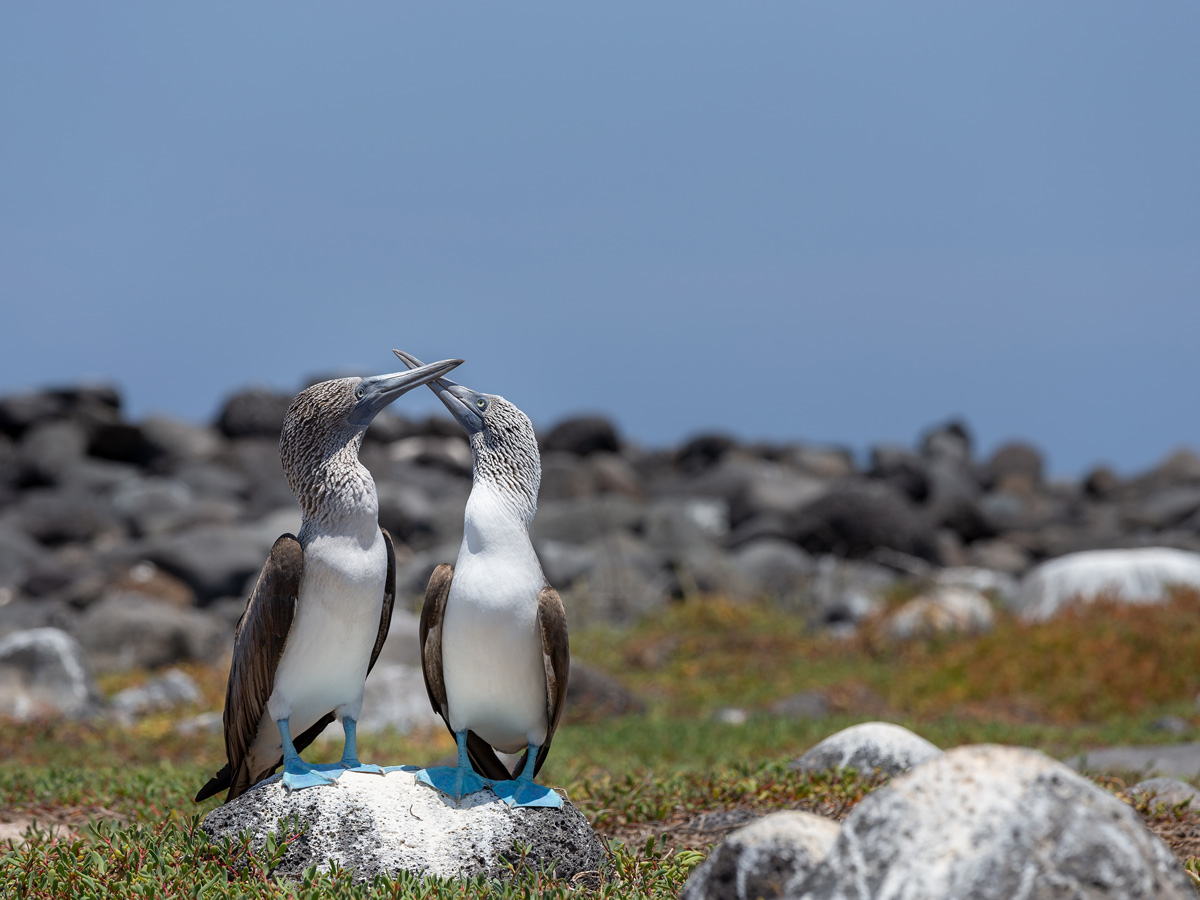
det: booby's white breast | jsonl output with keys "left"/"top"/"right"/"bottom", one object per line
{"left": 249, "top": 528, "right": 388, "bottom": 768}
{"left": 441, "top": 488, "right": 548, "bottom": 753}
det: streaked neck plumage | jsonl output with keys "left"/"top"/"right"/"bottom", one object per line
{"left": 280, "top": 386, "right": 379, "bottom": 547}
{"left": 459, "top": 401, "right": 541, "bottom": 560}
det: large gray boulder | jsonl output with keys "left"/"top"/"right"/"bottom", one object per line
{"left": 882, "top": 586, "right": 995, "bottom": 642}
{"left": 356, "top": 663, "right": 441, "bottom": 735}
{"left": 201, "top": 770, "right": 604, "bottom": 882}
{"left": 791, "top": 722, "right": 942, "bottom": 777}
{"left": 1127, "top": 777, "right": 1200, "bottom": 809}
{"left": 1068, "top": 743, "right": 1200, "bottom": 779}
{"left": 809, "top": 556, "right": 897, "bottom": 628}
{"left": 1014, "top": 547, "right": 1200, "bottom": 622}
{"left": 0, "top": 627, "right": 103, "bottom": 719}
{"left": 729, "top": 539, "right": 816, "bottom": 608}
{"left": 143, "top": 524, "right": 277, "bottom": 603}
{"left": 0, "top": 524, "right": 46, "bottom": 595}
{"left": 215, "top": 388, "right": 292, "bottom": 439}
{"left": 110, "top": 667, "right": 201, "bottom": 722}
{"left": 790, "top": 483, "right": 939, "bottom": 563}
{"left": 792, "top": 744, "right": 1195, "bottom": 899}
{"left": 539, "top": 415, "right": 620, "bottom": 457}
{"left": 72, "top": 592, "right": 230, "bottom": 672}
{"left": 17, "top": 420, "right": 89, "bottom": 484}
{"left": 681, "top": 811, "right": 839, "bottom": 900}
{"left": 1123, "top": 777, "right": 1200, "bottom": 811}
{"left": 558, "top": 531, "right": 670, "bottom": 625}
{"left": 530, "top": 496, "right": 643, "bottom": 546}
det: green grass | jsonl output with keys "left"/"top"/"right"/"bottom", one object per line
{"left": 5, "top": 591, "right": 1200, "bottom": 896}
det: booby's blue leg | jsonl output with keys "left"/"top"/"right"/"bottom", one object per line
{"left": 415, "top": 731, "right": 492, "bottom": 801}
{"left": 491, "top": 744, "right": 562, "bottom": 808}
{"left": 277, "top": 718, "right": 340, "bottom": 791}
{"left": 336, "top": 717, "right": 384, "bottom": 775}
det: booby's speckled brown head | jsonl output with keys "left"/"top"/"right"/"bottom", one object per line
{"left": 391, "top": 350, "right": 541, "bottom": 510}
{"left": 277, "top": 359, "right": 463, "bottom": 521}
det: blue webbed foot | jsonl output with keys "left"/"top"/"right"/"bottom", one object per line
{"left": 382, "top": 764, "right": 419, "bottom": 774}
{"left": 280, "top": 760, "right": 341, "bottom": 792}
{"left": 415, "top": 765, "right": 492, "bottom": 801}
{"left": 492, "top": 778, "right": 562, "bottom": 808}
{"left": 342, "top": 762, "right": 386, "bottom": 775}
{"left": 275, "top": 716, "right": 342, "bottom": 792}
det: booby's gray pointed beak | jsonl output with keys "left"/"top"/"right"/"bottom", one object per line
{"left": 392, "top": 349, "right": 486, "bottom": 435}
{"left": 348, "top": 358, "right": 464, "bottom": 427}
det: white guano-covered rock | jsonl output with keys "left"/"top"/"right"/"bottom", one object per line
{"left": 792, "top": 744, "right": 1195, "bottom": 900}
{"left": 791, "top": 722, "right": 943, "bottom": 777}
{"left": 1013, "top": 547, "right": 1200, "bottom": 622}
{"left": 0, "top": 627, "right": 103, "bottom": 720}
{"left": 680, "top": 811, "right": 839, "bottom": 900}
{"left": 201, "top": 769, "right": 604, "bottom": 882}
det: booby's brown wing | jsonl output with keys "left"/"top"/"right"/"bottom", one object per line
{"left": 194, "top": 534, "right": 303, "bottom": 803}
{"left": 419, "top": 563, "right": 513, "bottom": 781}
{"left": 419, "top": 563, "right": 453, "bottom": 722}
{"left": 368, "top": 528, "right": 397, "bottom": 673}
{"left": 531, "top": 583, "right": 570, "bottom": 778}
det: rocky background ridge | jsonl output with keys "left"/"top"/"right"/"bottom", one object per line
{"left": 3, "top": 379, "right": 1200, "bottom": 726}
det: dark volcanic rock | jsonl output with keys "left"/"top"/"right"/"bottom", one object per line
{"left": 919, "top": 418, "right": 973, "bottom": 465}
{"left": 676, "top": 433, "right": 738, "bottom": 473}
{"left": 540, "top": 415, "right": 620, "bottom": 457}
{"left": 215, "top": 388, "right": 293, "bottom": 439}
{"left": 0, "top": 525, "right": 46, "bottom": 593}
{"left": 17, "top": 420, "right": 89, "bottom": 485}
{"left": 868, "top": 445, "right": 930, "bottom": 503}
{"left": 985, "top": 441, "right": 1044, "bottom": 490}
{"left": 222, "top": 438, "right": 294, "bottom": 517}
{"left": 139, "top": 415, "right": 223, "bottom": 464}
{"left": 0, "top": 391, "right": 66, "bottom": 438}
{"left": 88, "top": 422, "right": 162, "bottom": 467}
{"left": 790, "top": 482, "right": 939, "bottom": 563}
{"left": 9, "top": 487, "right": 126, "bottom": 547}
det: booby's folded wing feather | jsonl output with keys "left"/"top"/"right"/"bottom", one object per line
{"left": 420, "top": 564, "right": 453, "bottom": 721}
{"left": 194, "top": 534, "right": 303, "bottom": 803}
{"left": 368, "top": 528, "right": 397, "bottom": 673}
{"left": 533, "top": 583, "right": 570, "bottom": 778}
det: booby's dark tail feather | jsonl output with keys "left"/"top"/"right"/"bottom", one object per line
{"left": 465, "top": 730, "right": 518, "bottom": 781}
{"left": 194, "top": 765, "right": 232, "bottom": 803}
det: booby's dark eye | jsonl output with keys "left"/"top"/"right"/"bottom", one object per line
{"left": 355, "top": 385, "right": 366, "bottom": 400}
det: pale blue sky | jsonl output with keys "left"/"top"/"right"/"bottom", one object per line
{"left": 2, "top": 3, "right": 1197, "bottom": 476}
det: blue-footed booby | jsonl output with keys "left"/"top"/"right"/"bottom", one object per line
{"left": 195, "top": 357, "right": 463, "bottom": 803}
{"left": 393, "top": 349, "right": 569, "bottom": 809}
